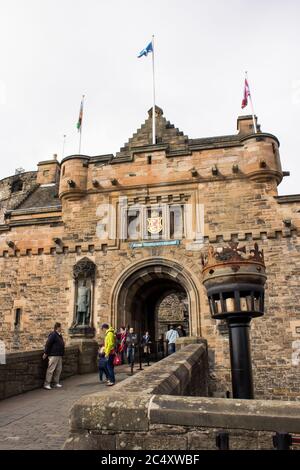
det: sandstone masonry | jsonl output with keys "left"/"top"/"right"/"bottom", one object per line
{"left": 0, "top": 107, "right": 299, "bottom": 400}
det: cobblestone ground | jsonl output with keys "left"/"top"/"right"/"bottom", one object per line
{"left": 0, "top": 365, "right": 132, "bottom": 450}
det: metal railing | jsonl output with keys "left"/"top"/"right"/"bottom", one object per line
{"left": 125, "top": 339, "right": 170, "bottom": 374}
{"left": 215, "top": 431, "right": 300, "bottom": 450}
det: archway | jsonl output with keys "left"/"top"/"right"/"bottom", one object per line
{"left": 111, "top": 258, "right": 202, "bottom": 340}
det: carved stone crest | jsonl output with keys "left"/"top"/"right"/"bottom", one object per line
{"left": 147, "top": 211, "right": 163, "bottom": 234}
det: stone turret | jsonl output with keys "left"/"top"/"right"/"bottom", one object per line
{"left": 237, "top": 115, "right": 283, "bottom": 185}
{"left": 59, "top": 155, "right": 89, "bottom": 201}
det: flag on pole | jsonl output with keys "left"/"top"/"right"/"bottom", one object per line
{"left": 241, "top": 73, "right": 257, "bottom": 133}
{"left": 77, "top": 95, "right": 85, "bottom": 154}
{"left": 241, "top": 78, "right": 250, "bottom": 109}
{"left": 137, "top": 37, "right": 156, "bottom": 144}
{"left": 77, "top": 97, "right": 84, "bottom": 132}
{"left": 137, "top": 41, "right": 153, "bottom": 58}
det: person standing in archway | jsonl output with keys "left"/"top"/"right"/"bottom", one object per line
{"left": 126, "top": 327, "right": 138, "bottom": 371}
{"left": 101, "top": 323, "right": 116, "bottom": 386}
{"left": 165, "top": 325, "right": 179, "bottom": 355}
{"left": 141, "top": 331, "right": 151, "bottom": 364}
{"left": 117, "top": 326, "right": 128, "bottom": 364}
{"left": 176, "top": 324, "right": 186, "bottom": 337}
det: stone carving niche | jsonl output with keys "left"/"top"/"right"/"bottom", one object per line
{"left": 69, "top": 257, "right": 96, "bottom": 338}
{"left": 156, "top": 292, "right": 189, "bottom": 338}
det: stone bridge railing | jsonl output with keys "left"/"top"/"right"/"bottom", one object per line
{"left": 0, "top": 339, "right": 98, "bottom": 400}
{"left": 65, "top": 341, "right": 208, "bottom": 449}
{"left": 0, "top": 346, "right": 79, "bottom": 400}
{"left": 64, "top": 341, "right": 300, "bottom": 451}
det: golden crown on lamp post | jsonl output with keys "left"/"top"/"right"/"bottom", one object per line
{"left": 201, "top": 242, "right": 267, "bottom": 399}
{"left": 201, "top": 242, "right": 267, "bottom": 320}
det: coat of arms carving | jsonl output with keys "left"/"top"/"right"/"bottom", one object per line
{"left": 147, "top": 211, "right": 163, "bottom": 234}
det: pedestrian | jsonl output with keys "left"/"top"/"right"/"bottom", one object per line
{"left": 101, "top": 323, "right": 116, "bottom": 386}
{"left": 126, "top": 327, "right": 138, "bottom": 368}
{"left": 98, "top": 346, "right": 109, "bottom": 383}
{"left": 176, "top": 324, "right": 186, "bottom": 337}
{"left": 165, "top": 325, "right": 179, "bottom": 355}
{"left": 141, "top": 331, "right": 151, "bottom": 364}
{"left": 43, "top": 322, "right": 65, "bottom": 390}
{"left": 118, "top": 326, "right": 127, "bottom": 364}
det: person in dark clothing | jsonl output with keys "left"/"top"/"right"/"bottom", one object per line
{"left": 126, "top": 327, "right": 138, "bottom": 367}
{"left": 43, "top": 322, "right": 65, "bottom": 390}
{"left": 98, "top": 346, "right": 109, "bottom": 382}
{"left": 141, "top": 331, "right": 151, "bottom": 348}
{"left": 176, "top": 325, "right": 186, "bottom": 337}
{"left": 141, "top": 331, "right": 151, "bottom": 364}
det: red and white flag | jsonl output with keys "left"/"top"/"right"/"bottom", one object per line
{"left": 241, "top": 78, "right": 250, "bottom": 109}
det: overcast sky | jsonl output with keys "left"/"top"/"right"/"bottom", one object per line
{"left": 0, "top": 0, "right": 299, "bottom": 195}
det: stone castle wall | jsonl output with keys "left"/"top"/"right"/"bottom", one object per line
{"left": 0, "top": 229, "right": 298, "bottom": 399}
{"left": 0, "top": 172, "right": 37, "bottom": 222}
{"left": 156, "top": 293, "right": 189, "bottom": 337}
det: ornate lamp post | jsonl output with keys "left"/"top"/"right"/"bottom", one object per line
{"left": 201, "top": 242, "right": 267, "bottom": 399}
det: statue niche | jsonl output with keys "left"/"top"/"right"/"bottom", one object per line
{"left": 76, "top": 279, "right": 91, "bottom": 326}
{"left": 69, "top": 257, "right": 96, "bottom": 337}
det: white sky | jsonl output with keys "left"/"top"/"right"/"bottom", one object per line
{"left": 0, "top": 0, "right": 299, "bottom": 195}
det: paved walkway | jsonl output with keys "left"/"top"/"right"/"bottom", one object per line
{"left": 0, "top": 366, "right": 132, "bottom": 450}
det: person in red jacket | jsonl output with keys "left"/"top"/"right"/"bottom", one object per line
{"left": 117, "top": 326, "right": 127, "bottom": 364}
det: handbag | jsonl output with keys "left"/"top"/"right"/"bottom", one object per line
{"left": 113, "top": 353, "right": 122, "bottom": 366}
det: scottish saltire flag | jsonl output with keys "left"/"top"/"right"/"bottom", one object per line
{"left": 137, "top": 41, "right": 153, "bottom": 58}
{"left": 77, "top": 97, "right": 84, "bottom": 131}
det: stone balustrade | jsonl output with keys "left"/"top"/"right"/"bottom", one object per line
{"left": 64, "top": 341, "right": 300, "bottom": 450}
{"left": 0, "top": 346, "right": 79, "bottom": 400}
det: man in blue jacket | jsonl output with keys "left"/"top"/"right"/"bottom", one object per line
{"left": 43, "top": 322, "right": 65, "bottom": 390}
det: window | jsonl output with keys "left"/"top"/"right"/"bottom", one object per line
{"left": 170, "top": 205, "right": 184, "bottom": 239}
{"left": 11, "top": 179, "right": 23, "bottom": 193}
{"left": 14, "top": 308, "right": 22, "bottom": 329}
{"left": 127, "top": 207, "right": 141, "bottom": 240}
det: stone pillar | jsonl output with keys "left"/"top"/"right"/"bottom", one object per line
{"left": 70, "top": 338, "right": 98, "bottom": 374}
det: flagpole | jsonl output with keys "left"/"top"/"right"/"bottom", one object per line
{"left": 152, "top": 35, "right": 156, "bottom": 145}
{"left": 79, "top": 95, "right": 85, "bottom": 154}
{"left": 79, "top": 127, "right": 82, "bottom": 154}
{"left": 245, "top": 71, "right": 257, "bottom": 134}
{"left": 62, "top": 134, "right": 66, "bottom": 159}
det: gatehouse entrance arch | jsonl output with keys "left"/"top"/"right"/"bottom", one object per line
{"left": 111, "top": 258, "right": 202, "bottom": 340}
